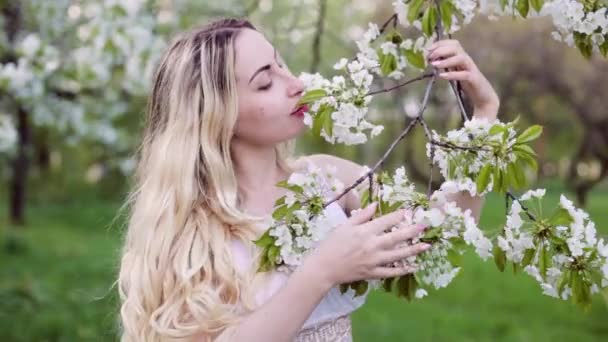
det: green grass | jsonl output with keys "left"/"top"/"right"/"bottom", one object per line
{"left": 1, "top": 183, "right": 607, "bottom": 341}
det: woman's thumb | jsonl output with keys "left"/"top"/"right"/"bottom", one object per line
{"left": 348, "top": 202, "right": 377, "bottom": 225}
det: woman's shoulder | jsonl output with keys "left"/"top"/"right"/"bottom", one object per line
{"left": 293, "top": 154, "right": 367, "bottom": 213}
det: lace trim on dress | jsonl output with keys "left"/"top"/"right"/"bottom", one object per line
{"left": 294, "top": 315, "right": 353, "bottom": 342}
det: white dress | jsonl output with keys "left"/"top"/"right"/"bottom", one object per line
{"left": 230, "top": 201, "right": 370, "bottom": 341}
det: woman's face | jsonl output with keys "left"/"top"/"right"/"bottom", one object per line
{"left": 233, "top": 28, "right": 307, "bottom": 146}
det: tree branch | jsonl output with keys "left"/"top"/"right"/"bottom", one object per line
{"left": 309, "top": 0, "right": 327, "bottom": 73}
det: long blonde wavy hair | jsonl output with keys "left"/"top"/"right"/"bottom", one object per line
{"left": 118, "top": 18, "right": 297, "bottom": 341}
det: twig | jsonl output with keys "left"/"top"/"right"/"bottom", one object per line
{"left": 433, "top": 0, "right": 469, "bottom": 122}
{"left": 429, "top": 140, "right": 490, "bottom": 152}
{"left": 366, "top": 72, "right": 435, "bottom": 96}
{"left": 378, "top": 13, "right": 398, "bottom": 35}
{"left": 506, "top": 191, "right": 537, "bottom": 221}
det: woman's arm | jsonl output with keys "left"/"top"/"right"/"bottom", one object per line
{"left": 204, "top": 203, "right": 428, "bottom": 342}
{"left": 211, "top": 253, "right": 333, "bottom": 341}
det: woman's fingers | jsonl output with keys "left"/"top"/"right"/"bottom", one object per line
{"left": 427, "top": 45, "right": 458, "bottom": 61}
{"left": 430, "top": 54, "right": 470, "bottom": 70}
{"left": 366, "top": 209, "right": 409, "bottom": 234}
{"left": 375, "top": 223, "right": 427, "bottom": 249}
{"left": 437, "top": 70, "right": 474, "bottom": 81}
{"left": 376, "top": 242, "right": 431, "bottom": 265}
{"left": 347, "top": 202, "right": 378, "bottom": 225}
{"left": 370, "top": 264, "right": 417, "bottom": 279}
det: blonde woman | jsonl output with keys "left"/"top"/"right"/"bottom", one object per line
{"left": 118, "top": 17, "right": 499, "bottom": 342}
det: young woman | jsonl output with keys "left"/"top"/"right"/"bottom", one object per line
{"left": 118, "top": 17, "right": 499, "bottom": 342}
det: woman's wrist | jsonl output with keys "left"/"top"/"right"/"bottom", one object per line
{"left": 472, "top": 99, "right": 500, "bottom": 120}
{"left": 298, "top": 250, "right": 336, "bottom": 294}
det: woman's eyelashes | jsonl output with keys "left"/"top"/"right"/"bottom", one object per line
{"left": 257, "top": 62, "right": 285, "bottom": 91}
{"left": 258, "top": 82, "right": 272, "bottom": 91}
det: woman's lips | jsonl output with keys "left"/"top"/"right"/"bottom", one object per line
{"left": 290, "top": 104, "right": 309, "bottom": 116}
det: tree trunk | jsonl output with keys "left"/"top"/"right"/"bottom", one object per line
{"left": 10, "top": 107, "right": 30, "bottom": 226}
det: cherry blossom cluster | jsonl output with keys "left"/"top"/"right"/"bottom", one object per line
{"left": 392, "top": 0, "right": 608, "bottom": 56}
{"left": 253, "top": 162, "right": 345, "bottom": 272}
{"left": 427, "top": 117, "right": 527, "bottom": 196}
{"left": 297, "top": 20, "right": 433, "bottom": 145}
{"left": 496, "top": 189, "right": 608, "bottom": 307}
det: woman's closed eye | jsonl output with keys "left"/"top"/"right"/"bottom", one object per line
{"left": 256, "top": 62, "right": 286, "bottom": 91}
{"left": 258, "top": 82, "right": 272, "bottom": 91}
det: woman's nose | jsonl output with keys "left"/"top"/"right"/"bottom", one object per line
{"left": 287, "top": 76, "right": 304, "bottom": 98}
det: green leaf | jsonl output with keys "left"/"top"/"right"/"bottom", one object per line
{"left": 509, "top": 161, "right": 527, "bottom": 189}
{"left": 489, "top": 124, "right": 506, "bottom": 136}
{"left": 549, "top": 208, "right": 574, "bottom": 226}
{"left": 407, "top": 274, "right": 418, "bottom": 301}
{"left": 360, "top": 188, "right": 370, "bottom": 208}
{"left": 339, "top": 283, "right": 349, "bottom": 294}
{"left": 513, "top": 144, "right": 537, "bottom": 157}
{"left": 492, "top": 166, "right": 503, "bottom": 193}
{"left": 275, "top": 180, "right": 304, "bottom": 194}
{"left": 439, "top": 0, "right": 453, "bottom": 31}
{"left": 516, "top": 0, "right": 529, "bottom": 18}
{"left": 499, "top": 0, "right": 509, "bottom": 10}
{"left": 521, "top": 248, "right": 536, "bottom": 267}
{"left": 407, "top": 0, "right": 425, "bottom": 23}
{"left": 355, "top": 280, "right": 369, "bottom": 296}
{"left": 380, "top": 52, "right": 397, "bottom": 76}
{"left": 253, "top": 230, "right": 274, "bottom": 248}
{"left": 449, "top": 237, "right": 467, "bottom": 250}
{"left": 447, "top": 249, "right": 462, "bottom": 266}
{"left": 574, "top": 32, "right": 593, "bottom": 59}
{"left": 380, "top": 200, "right": 390, "bottom": 215}
{"left": 272, "top": 204, "right": 289, "bottom": 220}
{"left": 493, "top": 244, "right": 506, "bottom": 272}
{"left": 312, "top": 105, "right": 333, "bottom": 138}
{"left": 382, "top": 277, "right": 395, "bottom": 293}
{"left": 530, "top": 0, "right": 544, "bottom": 12}
{"left": 268, "top": 245, "right": 280, "bottom": 263}
{"left": 476, "top": 164, "right": 492, "bottom": 193}
{"left": 512, "top": 262, "right": 520, "bottom": 274}
{"left": 298, "top": 89, "right": 327, "bottom": 105}
{"left": 322, "top": 106, "right": 334, "bottom": 137}
{"left": 257, "top": 250, "right": 272, "bottom": 272}
{"left": 516, "top": 152, "right": 538, "bottom": 173}
{"left": 600, "top": 36, "right": 608, "bottom": 57}
{"left": 312, "top": 105, "right": 325, "bottom": 137}
{"left": 274, "top": 196, "right": 286, "bottom": 207}
{"left": 404, "top": 49, "right": 425, "bottom": 69}
{"left": 539, "top": 243, "right": 551, "bottom": 279}
{"left": 571, "top": 271, "right": 591, "bottom": 310}
{"left": 422, "top": 6, "right": 438, "bottom": 37}
{"left": 397, "top": 275, "right": 410, "bottom": 299}
{"left": 557, "top": 270, "right": 570, "bottom": 296}
{"left": 517, "top": 125, "right": 543, "bottom": 144}
{"left": 422, "top": 226, "right": 442, "bottom": 240}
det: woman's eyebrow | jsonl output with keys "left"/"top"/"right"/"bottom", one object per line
{"left": 248, "top": 48, "right": 277, "bottom": 84}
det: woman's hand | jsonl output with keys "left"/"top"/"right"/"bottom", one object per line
{"left": 426, "top": 39, "right": 500, "bottom": 118}
{"left": 306, "top": 202, "right": 431, "bottom": 288}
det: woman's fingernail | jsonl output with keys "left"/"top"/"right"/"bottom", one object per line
{"left": 422, "top": 243, "right": 432, "bottom": 250}
{"left": 431, "top": 61, "right": 440, "bottom": 66}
